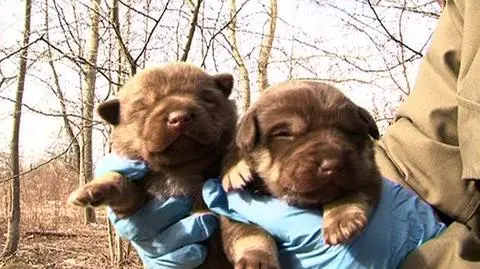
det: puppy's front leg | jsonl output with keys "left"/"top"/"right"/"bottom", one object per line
{"left": 67, "top": 171, "right": 148, "bottom": 218}
{"left": 221, "top": 216, "right": 280, "bottom": 269}
{"left": 221, "top": 143, "right": 256, "bottom": 191}
{"left": 323, "top": 180, "right": 382, "bottom": 245}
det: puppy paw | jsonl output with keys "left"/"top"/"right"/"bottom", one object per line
{"left": 67, "top": 171, "right": 125, "bottom": 207}
{"left": 234, "top": 250, "right": 280, "bottom": 269}
{"left": 222, "top": 159, "right": 253, "bottom": 192}
{"left": 323, "top": 204, "right": 368, "bottom": 245}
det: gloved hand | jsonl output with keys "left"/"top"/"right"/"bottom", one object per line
{"left": 95, "top": 153, "right": 150, "bottom": 181}
{"left": 203, "top": 178, "right": 446, "bottom": 269}
{"left": 95, "top": 153, "right": 218, "bottom": 269}
{"left": 107, "top": 198, "right": 217, "bottom": 269}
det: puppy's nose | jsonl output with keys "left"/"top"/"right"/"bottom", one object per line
{"left": 318, "top": 158, "right": 342, "bottom": 176}
{"left": 167, "top": 110, "right": 193, "bottom": 130}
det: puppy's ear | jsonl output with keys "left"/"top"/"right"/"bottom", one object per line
{"left": 236, "top": 110, "right": 258, "bottom": 152}
{"left": 357, "top": 107, "right": 380, "bottom": 140}
{"left": 212, "top": 73, "right": 233, "bottom": 97}
{"left": 97, "top": 99, "right": 121, "bottom": 126}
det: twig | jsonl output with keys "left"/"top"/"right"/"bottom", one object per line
{"left": 134, "top": 0, "right": 171, "bottom": 64}
{"left": 366, "top": 0, "right": 423, "bottom": 57}
{"left": 25, "top": 230, "right": 78, "bottom": 238}
{"left": 117, "top": 0, "right": 157, "bottom": 21}
{"left": 0, "top": 95, "right": 102, "bottom": 123}
{"left": 0, "top": 129, "right": 83, "bottom": 184}
{"left": 0, "top": 35, "right": 44, "bottom": 64}
{"left": 39, "top": 36, "right": 122, "bottom": 87}
{"left": 29, "top": 244, "right": 101, "bottom": 259}
{"left": 200, "top": 0, "right": 250, "bottom": 66}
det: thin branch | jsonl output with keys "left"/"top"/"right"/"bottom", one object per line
{"left": 117, "top": 0, "right": 157, "bottom": 21}
{"left": 40, "top": 36, "right": 122, "bottom": 86}
{"left": 200, "top": 0, "right": 250, "bottom": 66}
{"left": 0, "top": 76, "right": 16, "bottom": 89}
{"left": 180, "top": 0, "right": 203, "bottom": 61}
{"left": 366, "top": 0, "right": 423, "bottom": 57}
{"left": 0, "top": 130, "right": 82, "bottom": 184}
{"left": 107, "top": 0, "right": 136, "bottom": 75}
{"left": 398, "top": 0, "right": 412, "bottom": 95}
{"left": 134, "top": 0, "right": 171, "bottom": 64}
{"left": 0, "top": 95, "right": 101, "bottom": 123}
{"left": 0, "top": 35, "right": 44, "bottom": 64}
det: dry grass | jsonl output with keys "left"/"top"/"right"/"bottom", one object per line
{"left": 0, "top": 161, "right": 142, "bottom": 269}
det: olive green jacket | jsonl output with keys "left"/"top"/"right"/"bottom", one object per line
{"left": 375, "top": 0, "right": 480, "bottom": 267}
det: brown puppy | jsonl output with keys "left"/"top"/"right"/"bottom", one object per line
{"left": 68, "top": 62, "right": 237, "bottom": 268}
{"left": 222, "top": 80, "right": 382, "bottom": 263}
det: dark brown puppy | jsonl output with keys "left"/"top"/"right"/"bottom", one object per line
{"left": 222, "top": 80, "right": 382, "bottom": 257}
{"left": 68, "top": 62, "right": 238, "bottom": 268}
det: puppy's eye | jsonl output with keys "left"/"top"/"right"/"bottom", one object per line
{"left": 202, "top": 97, "right": 216, "bottom": 104}
{"left": 201, "top": 91, "right": 217, "bottom": 106}
{"left": 270, "top": 129, "right": 293, "bottom": 139}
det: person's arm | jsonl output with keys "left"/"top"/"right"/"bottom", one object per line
{"left": 376, "top": 0, "right": 480, "bottom": 225}
{"left": 203, "top": 178, "right": 445, "bottom": 269}
{"left": 455, "top": 0, "right": 480, "bottom": 180}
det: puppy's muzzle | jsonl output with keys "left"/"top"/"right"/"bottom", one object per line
{"left": 280, "top": 143, "right": 352, "bottom": 193}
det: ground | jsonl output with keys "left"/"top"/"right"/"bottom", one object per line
{"left": 0, "top": 162, "right": 143, "bottom": 269}
{"left": 0, "top": 213, "right": 142, "bottom": 269}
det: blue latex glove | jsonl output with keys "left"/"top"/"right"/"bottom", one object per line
{"left": 95, "top": 153, "right": 150, "bottom": 181}
{"left": 203, "top": 178, "right": 446, "bottom": 269}
{"left": 107, "top": 198, "right": 217, "bottom": 269}
{"left": 95, "top": 153, "right": 218, "bottom": 269}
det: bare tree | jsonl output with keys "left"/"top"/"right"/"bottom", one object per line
{"left": 44, "top": 0, "right": 80, "bottom": 173}
{"left": 1, "top": 0, "right": 32, "bottom": 258}
{"left": 257, "top": 0, "right": 277, "bottom": 92}
{"left": 108, "top": 0, "right": 135, "bottom": 263}
{"left": 80, "top": 0, "right": 102, "bottom": 225}
{"left": 110, "top": 0, "right": 136, "bottom": 76}
{"left": 228, "top": 0, "right": 251, "bottom": 112}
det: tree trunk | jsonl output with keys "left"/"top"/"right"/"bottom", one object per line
{"left": 115, "top": 233, "right": 124, "bottom": 267}
{"left": 1, "top": 0, "right": 32, "bottom": 258}
{"left": 3, "top": 187, "right": 9, "bottom": 220}
{"left": 80, "top": 0, "right": 102, "bottom": 225}
{"left": 107, "top": 216, "right": 115, "bottom": 262}
{"left": 257, "top": 0, "right": 277, "bottom": 92}
{"left": 110, "top": 0, "right": 136, "bottom": 76}
{"left": 44, "top": 0, "right": 80, "bottom": 172}
{"left": 107, "top": 1, "right": 133, "bottom": 263}
{"left": 228, "top": 0, "right": 251, "bottom": 112}
{"left": 180, "top": 0, "right": 203, "bottom": 62}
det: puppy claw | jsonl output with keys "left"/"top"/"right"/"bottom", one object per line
{"left": 234, "top": 251, "right": 281, "bottom": 269}
{"left": 222, "top": 160, "right": 253, "bottom": 192}
{"left": 323, "top": 204, "right": 368, "bottom": 245}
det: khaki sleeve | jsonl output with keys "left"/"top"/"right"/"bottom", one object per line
{"left": 456, "top": 1, "right": 480, "bottom": 180}
{"left": 376, "top": 0, "right": 480, "bottom": 222}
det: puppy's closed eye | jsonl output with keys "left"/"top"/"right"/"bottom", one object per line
{"left": 200, "top": 89, "right": 225, "bottom": 109}
{"left": 201, "top": 91, "right": 216, "bottom": 102}
{"left": 269, "top": 128, "right": 294, "bottom": 140}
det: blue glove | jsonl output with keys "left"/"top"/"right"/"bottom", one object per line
{"left": 107, "top": 198, "right": 218, "bottom": 269}
{"left": 203, "top": 178, "right": 446, "bottom": 269}
{"left": 95, "top": 153, "right": 149, "bottom": 181}
{"left": 96, "top": 153, "right": 218, "bottom": 269}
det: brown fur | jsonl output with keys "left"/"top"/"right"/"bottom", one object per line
{"left": 68, "top": 62, "right": 238, "bottom": 268}
{"left": 221, "top": 80, "right": 382, "bottom": 267}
